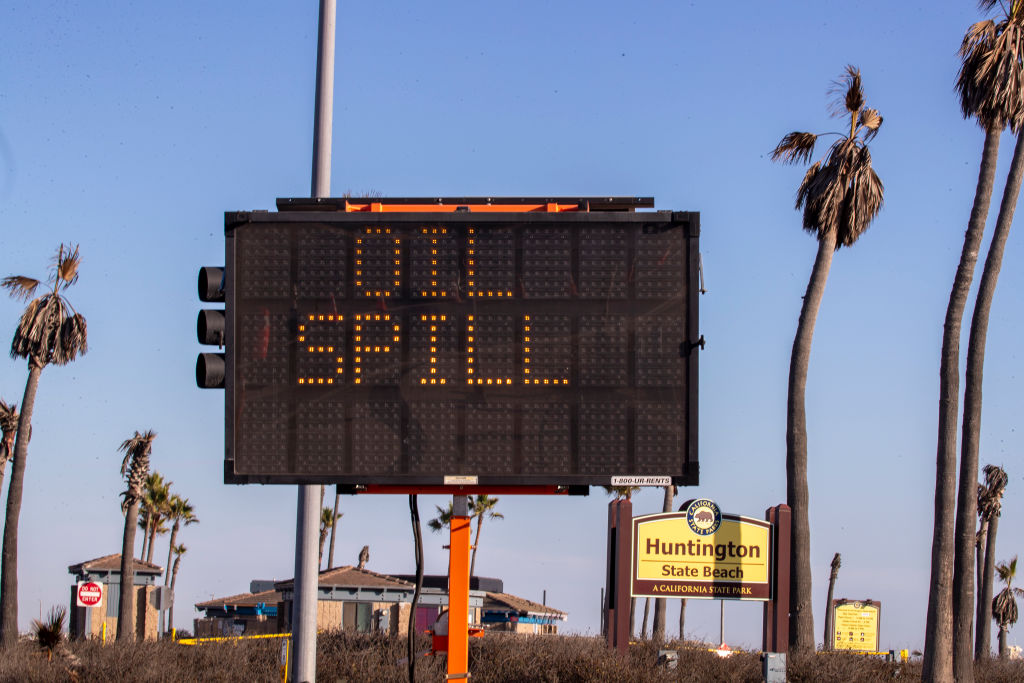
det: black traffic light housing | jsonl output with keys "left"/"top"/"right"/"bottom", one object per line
{"left": 196, "top": 266, "right": 225, "bottom": 388}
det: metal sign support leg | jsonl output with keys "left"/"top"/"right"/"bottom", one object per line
{"left": 448, "top": 495, "right": 472, "bottom": 679}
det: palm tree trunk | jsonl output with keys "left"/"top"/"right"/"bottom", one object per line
{"left": 652, "top": 485, "right": 674, "bottom": 643}
{"left": 678, "top": 599, "right": 686, "bottom": 641}
{"left": 974, "top": 520, "right": 988, "bottom": 659}
{"left": 924, "top": 122, "right": 1002, "bottom": 683}
{"left": 469, "top": 516, "right": 484, "bottom": 579}
{"left": 0, "top": 364, "right": 42, "bottom": 647}
{"left": 640, "top": 598, "right": 650, "bottom": 639}
{"left": 164, "top": 523, "right": 180, "bottom": 585}
{"left": 146, "top": 524, "right": 158, "bottom": 564}
{"left": 139, "top": 519, "right": 147, "bottom": 562}
{"left": 327, "top": 486, "right": 340, "bottom": 570}
{"left": 168, "top": 555, "right": 181, "bottom": 636}
{"left": 978, "top": 514, "right": 999, "bottom": 659}
{"left": 629, "top": 597, "right": 636, "bottom": 638}
{"left": 997, "top": 625, "right": 1008, "bottom": 659}
{"left": 118, "top": 502, "right": 140, "bottom": 641}
{"left": 954, "top": 132, "right": 1024, "bottom": 681}
{"left": 787, "top": 230, "right": 837, "bottom": 653}
{"left": 823, "top": 553, "right": 841, "bottom": 651}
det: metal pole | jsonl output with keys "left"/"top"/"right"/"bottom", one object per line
{"left": 292, "top": 1, "right": 336, "bottom": 681}
{"left": 448, "top": 495, "right": 472, "bottom": 678}
{"left": 719, "top": 599, "right": 724, "bottom": 646}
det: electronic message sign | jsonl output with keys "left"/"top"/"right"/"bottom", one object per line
{"left": 217, "top": 197, "right": 699, "bottom": 487}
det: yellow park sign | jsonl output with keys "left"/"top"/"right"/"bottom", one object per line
{"left": 631, "top": 499, "right": 772, "bottom": 601}
{"left": 832, "top": 600, "right": 881, "bottom": 651}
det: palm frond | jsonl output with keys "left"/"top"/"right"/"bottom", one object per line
{"left": 859, "top": 108, "right": 883, "bottom": 141}
{"left": 0, "top": 398, "right": 17, "bottom": 463}
{"left": 31, "top": 605, "right": 66, "bottom": 657}
{"left": 54, "top": 244, "right": 81, "bottom": 288}
{"left": 119, "top": 430, "right": 156, "bottom": 507}
{"left": 828, "top": 65, "right": 864, "bottom": 118}
{"left": 1, "top": 276, "right": 41, "bottom": 302}
{"left": 601, "top": 485, "right": 640, "bottom": 500}
{"left": 958, "top": 19, "right": 1024, "bottom": 131}
{"left": 771, "top": 132, "right": 818, "bottom": 165}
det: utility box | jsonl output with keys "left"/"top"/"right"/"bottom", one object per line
{"left": 762, "top": 652, "right": 786, "bottom": 683}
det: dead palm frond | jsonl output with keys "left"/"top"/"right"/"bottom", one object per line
{"left": 828, "top": 65, "right": 864, "bottom": 119}
{"left": 772, "top": 132, "right": 818, "bottom": 165}
{"left": 31, "top": 605, "right": 66, "bottom": 660}
{"left": 119, "top": 430, "right": 156, "bottom": 512}
{"left": 958, "top": 12, "right": 1024, "bottom": 131}
{"left": 0, "top": 398, "right": 17, "bottom": 464}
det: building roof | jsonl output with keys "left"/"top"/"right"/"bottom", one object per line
{"left": 274, "top": 566, "right": 415, "bottom": 591}
{"left": 68, "top": 554, "right": 163, "bottom": 576}
{"left": 195, "top": 589, "right": 282, "bottom": 611}
{"left": 484, "top": 592, "right": 567, "bottom": 618}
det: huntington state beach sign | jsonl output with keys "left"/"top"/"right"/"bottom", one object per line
{"left": 631, "top": 499, "right": 772, "bottom": 600}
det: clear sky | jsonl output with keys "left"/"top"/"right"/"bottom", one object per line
{"left": 2, "top": 0, "right": 1023, "bottom": 652}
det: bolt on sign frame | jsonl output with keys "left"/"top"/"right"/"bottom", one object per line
{"left": 221, "top": 196, "right": 700, "bottom": 489}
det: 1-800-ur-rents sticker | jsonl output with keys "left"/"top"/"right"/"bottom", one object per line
{"left": 611, "top": 476, "right": 672, "bottom": 486}
{"left": 631, "top": 504, "right": 772, "bottom": 601}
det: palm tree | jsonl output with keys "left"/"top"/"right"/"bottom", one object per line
{"left": 976, "top": 465, "right": 1008, "bottom": 658}
{"left": 427, "top": 501, "right": 454, "bottom": 534}
{"left": 993, "top": 556, "right": 1024, "bottom": 659}
{"left": 163, "top": 495, "right": 198, "bottom": 587}
{"left": 0, "top": 398, "right": 17, "bottom": 495}
{"left": 318, "top": 506, "right": 341, "bottom": 569}
{"left": 327, "top": 485, "right": 341, "bottom": 570}
{"left": 0, "top": 244, "right": 88, "bottom": 647}
{"left": 823, "top": 553, "right": 842, "bottom": 651}
{"left": 117, "top": 430, "right": 156, "bottom": 641}
{"left": 953, "top": 9, "right": 1024, "bottom": 677}
{"left": 927, "top": 6, "right": 1024, "bottom": 679}
{"left": 771, "top": 66, "right": 884, "bottom": 654}
{"left": 468, "top": 494, "right": 504, "bottom": 579}
{"left": 167, "top": 544, "right": 186, "bottom": 636}
{"left": 139, "top": 473, "right": 171, "bottom": 562}
{"left": 652, "top": 485, "right": 676, "bottom": 643}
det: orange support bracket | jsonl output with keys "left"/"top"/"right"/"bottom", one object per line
{"left": 447, "top": 496, "right": 472, "bottom": 680}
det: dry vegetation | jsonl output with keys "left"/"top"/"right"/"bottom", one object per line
{"left": 2, "top": 632, "right": 1024, "bottom": 682}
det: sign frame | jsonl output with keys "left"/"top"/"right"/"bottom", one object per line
{"left": 630, "top": 504, "right": 773, "bottom": 602}
{"left": 220, "top": 198, "right": 700, "bottom": 488}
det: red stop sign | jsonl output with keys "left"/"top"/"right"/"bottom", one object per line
{"left": 77, "top": 581, "right": 103, "bottom": 607}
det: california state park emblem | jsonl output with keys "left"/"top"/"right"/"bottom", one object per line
{"left": 685, "top": 498, "right": 721, "bottom": 535}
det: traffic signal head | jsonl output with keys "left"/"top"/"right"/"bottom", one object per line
{"left": 196, "top": 266, "right": 225, "bottom": 388}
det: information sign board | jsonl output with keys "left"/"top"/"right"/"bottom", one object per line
{"left": 631, "top": 499, "right": 772, "bottom": 600}
{"left": 222, "top": 198, "right": 699, "bottom": 487}
{"left": 832, "top": 600, "right": 881, "bottom": 651}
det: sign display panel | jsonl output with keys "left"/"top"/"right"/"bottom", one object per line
{"left": 222, "top": 199, "right": 699, "bottom": 486}
{"left": 631, "top": 500, "right": 772, "bottom": 600}
{"left": 832, "top": 600, "right": 881, "bottom": 651}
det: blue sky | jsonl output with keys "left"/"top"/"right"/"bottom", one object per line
{"left": 2, "top": 0, "right": 1023, "bottom": 652}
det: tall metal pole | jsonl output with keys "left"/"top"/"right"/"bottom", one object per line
{"left": 292, "top": 1, "right": 336, "bottom": 681}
